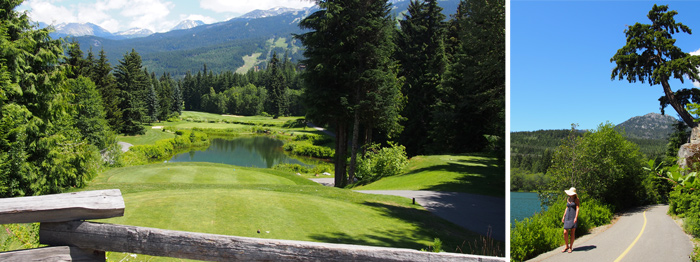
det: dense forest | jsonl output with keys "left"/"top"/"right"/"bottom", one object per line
{"left": 0, "top": 0, "right": 505, "bottom": 196}
{"left": 298, "top": 0, "right": 505, "bottom": 186}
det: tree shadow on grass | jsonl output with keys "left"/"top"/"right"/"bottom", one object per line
{"left": 307, "top": 201, "right": 505, "bottom": 257}
{"left": 402, "top": 157, "right": 505, "bottom": 197}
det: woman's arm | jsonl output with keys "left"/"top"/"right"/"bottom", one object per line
{"left": 574, "top": 198, "right": 580, "bottom": 223}
{"left": 562, "top": 205, "right": 568, "bottom": 223}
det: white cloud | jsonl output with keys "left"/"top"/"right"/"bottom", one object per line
{"left": 692, "top": 48, "right": 700, "bottom": 88}
{"left": 21, "top": 0, "right": 77, "bottom": 25}
{"left": 199, "top": 0, "right": 315, "bottom": 14}
{"left": 180, "top": 14, "right": 217, "bottom": 24}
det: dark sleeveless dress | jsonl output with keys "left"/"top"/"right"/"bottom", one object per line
{"left": 563, "top": 200, "right": 577, "bottom": 229}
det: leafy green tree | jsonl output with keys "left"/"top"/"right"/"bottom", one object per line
{"left": 548, "top": 123, "right": 648, "bottom": 211}
{"left": 397, "top": 0, "right": 447, "bottom": 156}
{"left": 114, "top": 49, "right": 148, "bottom": 135}
{"left": 611, "top": 4, "right": 700, "bottom": 128}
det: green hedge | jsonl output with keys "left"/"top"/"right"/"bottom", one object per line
{"left": 283, "top": 142, "right": 335, "bottom": 159}
{"left": 510, "top": 196, "right": 613, "bottom": 262}
{"left": 122, "top": 130, "right": 210, "bottom": 164}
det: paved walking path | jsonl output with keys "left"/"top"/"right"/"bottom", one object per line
{"left": 306, "top": 123, "right": 335, "bottom": 137}
{"left": 118, "top": 141, "right": 133, "bottom": 152}
{"left": 356, "top": 190, "right": 505, "bottom": 242}
{"left": 528, "top": 205, "right": 693, "bottom": 262}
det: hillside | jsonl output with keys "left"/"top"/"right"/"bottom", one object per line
{"left": 615, "top": 112, "right": 677, "bottom": 139}
{"left": 69, "top": 0, "right": 462, "bottom": 77}
{"left": 511, "top": 113, "right": 681, "bottom": 173}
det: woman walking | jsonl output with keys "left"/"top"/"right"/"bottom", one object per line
{"left": 561, "top": 187, "right": 579, "bottom": 253}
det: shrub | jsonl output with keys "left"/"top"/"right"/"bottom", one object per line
{"left": 355, "top": 143, "right": 409, "bottom": 183}
{"left": 510, "top": 196, "right": 613, "bottom": 262}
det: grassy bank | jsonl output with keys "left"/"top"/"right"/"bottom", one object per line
{"left": 354, "top": 154, "right": 505, "bottom": 197}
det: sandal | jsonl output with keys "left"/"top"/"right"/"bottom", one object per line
{"left": 562, "top": 247, "right": 568, "bottom": 253}
{"left": 568, "top": 248, "right": 573, "bottom": 253}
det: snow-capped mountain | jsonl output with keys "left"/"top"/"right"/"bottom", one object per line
{"left": 171, "top": 20, "right": 205, "bottom": 31}
{"left": 238, "top": 7, "right": 302, "bottom": 19}
{"left": 54, "top": 23, "right": 113, "bottom": 38}
{"left": 116, "top": 28, "right": 154, "bottom": 39}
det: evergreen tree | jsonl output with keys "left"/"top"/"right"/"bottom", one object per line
{"left": 298, "top": 0, "right": 403, "bottom": 186}
{"left": 172, "top": 79, "right": 183, "bottom": 114}
{"left": 0, "top": 0, "right": 100, "bottom": 197}
{"left": 66, "top": 41, "right": 91, "bottom": 78}
{"left": 611, "top": 4, "right": 700, "bottom": 128}
{"left": 432, "top": 0, "right": 505, "bottom": 154}
{"left": 396, "top": 0, "right": 447, "bottom": 156}
{"left": 90, "top": 49, "right": 122, "bottom": 132}
{"left": 145, "top": 75, "right": 160, "bottom": 123}
{"left": 158, "top": 73, "right": 175, "bottom": 120}
{"left": 67, "top": 76, "right": 112, "bottom": 149}
{"left": 114, "top": 49, "right": 148, "bottom": 135}
{"left": 265, "top": 52, "right": 288, "bottom": 118}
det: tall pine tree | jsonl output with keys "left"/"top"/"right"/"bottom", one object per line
{"left": 396, "top": 0, "right": 447, "bottom": 156}
{"left": 433, "top": 0, "right": 505, "bottom": 153}
{"left": 114, "top": 49, "right": 149, "bottom": 135}
{"left": 298, "top": 0, "right": 403, "bottom": 186}
{"left": 266, "top": 52, "right": 288, "bottom": 118}
{"left": 90, "top": 49, "right": 123, "bottom": 132}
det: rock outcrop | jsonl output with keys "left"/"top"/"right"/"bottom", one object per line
{"left": 678, "top": 127, "right": 700, "bottom": 170}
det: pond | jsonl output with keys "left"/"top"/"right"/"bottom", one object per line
{"left": 169, "top": 137, "right": 313, "bottom": 168}
{"left": 510, "top": 192, "right": 545, "bottom": 225}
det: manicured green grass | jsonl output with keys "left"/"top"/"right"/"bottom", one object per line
{"left": 81, "top": 162, "right": 495, "bottom": 261}
{"left": 98, "top": 162, "right": 308, "bottom": 186}
{"left": 354, "top": 154, "right": 505, "bottom": 197}
{"left": 117, "top": 128, "right": 175, "bottom": 146}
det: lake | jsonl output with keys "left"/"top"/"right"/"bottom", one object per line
{"left": 169, "top": 137, "right": 313, "bottom": 168}
{"left": 510, "top": 192, "right": 545, "bottom": 225}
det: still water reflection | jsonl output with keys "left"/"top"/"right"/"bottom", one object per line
{"left": 169, "top": 137, "right": 311, "bottom": 168}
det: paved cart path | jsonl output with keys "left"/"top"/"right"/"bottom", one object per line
{"left": 529, "top": 205, "right": 693, "bottom": 262}
{"left": 356, "top": 190, "right": 505, "bottom": 242}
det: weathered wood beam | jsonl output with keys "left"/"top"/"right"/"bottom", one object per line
{"left": 0, "top": 189, "right": 124, "bottom": 224}
{"left": 40, "top": 221, "right": 505, "bottom": 262}
{"left": 0, "top": 246, "right": 104, "bottom": 262}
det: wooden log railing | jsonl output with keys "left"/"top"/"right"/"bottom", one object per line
{"left": 0, "top": 190, "right": 506, "bottom": 262}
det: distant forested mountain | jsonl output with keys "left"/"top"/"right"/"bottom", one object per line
{"left": 511, "top": 113, "right": 682, "bottom": 174}
{"left": 615, "top": 112, "right": 677, "bottom": 139}
{"left": 68, "top": 0, "right": 462, "bottom": 77}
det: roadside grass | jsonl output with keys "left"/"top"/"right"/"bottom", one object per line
{"left": 353, "top": 154, "right": 505, "bottom": 197}
{"left": 117, "top": 128, "right": 175, "bottom": 146}
{"left": 79, "top": 162, "right": 492, "bottom": 261}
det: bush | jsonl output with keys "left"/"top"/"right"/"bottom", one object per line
{"left": 510, "top": 196, "right": 613, "bottom": 262}
{"left": 355, "top": 143, "right": 409, "bottom": 183}
{"left": 121, "top": 130, "right": 210, "bottom": 163}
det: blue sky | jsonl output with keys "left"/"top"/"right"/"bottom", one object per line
{"left": 18, "top": 0, "right": 316, "bottom": 33}
{"left": 511, "top": 1, "right": 700, "bottom": 132}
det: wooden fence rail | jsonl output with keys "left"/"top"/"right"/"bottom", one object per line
{"left": 0, "top": 190, "right": 505, "bottom": 262}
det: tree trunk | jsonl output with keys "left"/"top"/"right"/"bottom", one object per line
{"left": 334, "top": 122, "right": 348, "bottom": 187}
{"left": 662, "top": 80, "right": 698, "bottom": 128}
{"left": 348, "top": 111, "right": 361, "bottom": 185}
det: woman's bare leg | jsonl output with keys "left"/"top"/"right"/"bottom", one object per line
{"left": 569, "top": 228, "right": 576, "bottom": 252}
{"left": 563, "top": 229, "right": 569, "bottom": 252}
